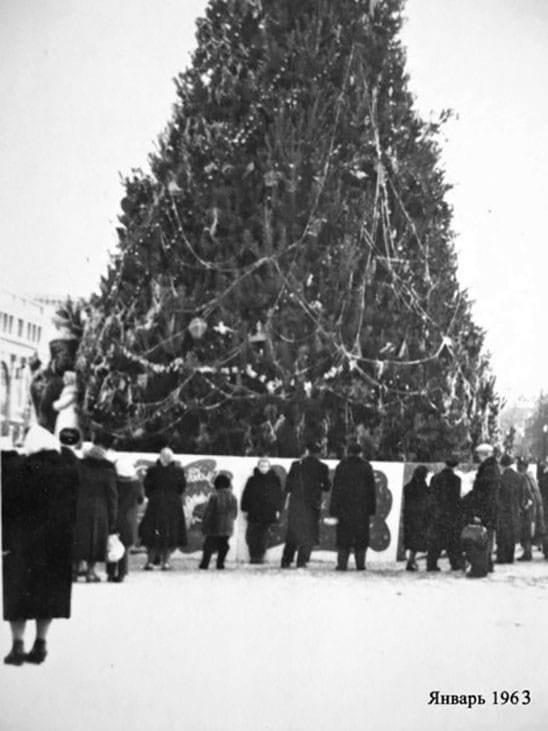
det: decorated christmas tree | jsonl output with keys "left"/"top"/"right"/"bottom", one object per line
{"left": 79, "top": 0, "right": 500, "bottom": 458}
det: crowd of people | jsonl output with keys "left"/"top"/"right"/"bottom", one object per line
{"left": 402, "top": 444, "right": 548, "bottom": 576}
{"left": 2, "top": 428, "right": 547, "bottom": 667}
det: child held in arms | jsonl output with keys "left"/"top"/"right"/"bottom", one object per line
{"left": 52, "top": 371, "right": 79, "bottom": 438}
{"left": 199, "top": 474, "right": 238, "bottom": 570}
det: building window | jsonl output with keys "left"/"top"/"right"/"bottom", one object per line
{"left": 27, "top": 322, "right": 31, "bottom": 340}
{"left": 17, "top": 318, "right": 23, "bottom": 337}
{"left": 8, "top": 315, "right": 13, "bottom": 334}
{"left": 37, "top": 326, "right": 42, "bottom": 343}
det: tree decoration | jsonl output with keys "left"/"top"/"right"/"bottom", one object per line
{"left": 77, "top": 0, "right": 500, "bottom": 459}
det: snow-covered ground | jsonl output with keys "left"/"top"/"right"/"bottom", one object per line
{"left": 2, "top": 549, "right": 548, "bottom": 731}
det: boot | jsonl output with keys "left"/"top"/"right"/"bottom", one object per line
{"left": 4, "top": 640, "right": 25, "bottom": 666}
{"left": 336, "top": 548, "right": 350, "bottom": 571}
{"left": 355, "top": 548, "right": 366, "bottom": 571}
{"left": 24, "top": 639, "right": 47, "bottom": 665}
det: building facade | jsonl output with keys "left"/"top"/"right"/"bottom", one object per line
{"left": 0, "top": 289, "right": 57, "bottom": 443}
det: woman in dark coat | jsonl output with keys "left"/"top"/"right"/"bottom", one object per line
{"left": 106, "top": 459, "right": 144, "bottom": 582}
{"left": 72, "top": 438, "right": 118, "bottom": 582}
{"left": 2, "top": 425, "right": 78, "bottom": 666}
{"left": 241, "top": 458, "right": 284, "bottom": 563}
{"left": 139, "top": 447, "right": 187, "bottom": 570}
{"left": 329, "top": 442, "right": 377, "bottom": 570}
{"left": 402, "top": 465, "right": 431, "bottom": 571}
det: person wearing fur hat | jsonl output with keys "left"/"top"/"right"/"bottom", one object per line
{"left": 72, "top": 431, "right": 118, "bottom": 582}
{"left": 199, "top": 474, "right": 238, "bottom": 569}
{"left": 2, "top": 425, "right": 78, "bottom": 666}
{"left": 106, "top": 459, "right": 144, "bottom": 582}
{"left": 329, "top": 442, "right": 376, "bottom": 571}
{"left": 281, "top": 442, "right": 331, "bottom": 569}
{"left": 139, "top": 447, "right": 187, "bottom": 571}
{"left": 241, "top": 458, "right": 284, "bottom": 564}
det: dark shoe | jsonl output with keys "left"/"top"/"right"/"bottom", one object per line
{"left": 518, "top": 555, "right": 532, "bottom": 562}
{"left": 281, "top": 562, "right": 291, "bottom": 569}
{"left": 85, "top": 572, "right": 101, "bottom": 583}
{"left": 143, "top": 563, "right": 154, "bottom": 571}
{"left": 427, "top": 566, "right": 440, "bottom": 572}
{"left": 216, "top": 564, "right": 225, "bottom": 570}
{"left": 199, "top": 563, "right": 208, "bottom": 570}
{"left": 161, "top": 563, "right": 172, "bottom": 571}
{"left": 335, "top": 566, "right": 347, "bottom": 571}
{"left": 4, "top": 640, "right": 25, "bottom": 666}
{"left": 24, "top": 640, "right": 47, "bottom": 665}
{"left": 356, "top": 565, "right": 366, "bottom": 571}
{"left": 406, "top": 562, "right": 418, "bottom": 572}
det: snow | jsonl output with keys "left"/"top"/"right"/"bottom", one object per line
{"left": 2, "top": 550, "right": 548, "bottom": 730}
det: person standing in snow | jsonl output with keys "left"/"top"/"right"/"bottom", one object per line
{"left": 402, "top": 465, "right": 431, "bottom": 572}
{"left": 495, "top": 454, "right": 522, "bottom": 564}
{"left": 241, "top": 458, "right": 284, "bottom": 564}
{"left": 281, "top": 442, "right": 331, "bottom": 569}
{"left": 139, "top": 447, "right": 187, "bottom": 571}
{"left": 426, "top": 458, "right": 463, "bottom": 571}
{"left": 2, "top": 426, "right": 78, "bottom": 666}
{"left": 106, "top": 459, "right": 144, "bottom": 582}
{"left": 462, "top": 443, "right": 500, "bottom": 573}
{"left": 72, "top": 432, "right": 118, "bottom": 582}
{"left": 199, "top": 474, "right": 238, "bottom": 570}
{"left": 329, "top": 442, "right": 376, "bottom": 571}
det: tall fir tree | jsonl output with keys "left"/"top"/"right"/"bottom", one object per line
{"left": 79, "top": 0, "right": 500, "bottom": 458}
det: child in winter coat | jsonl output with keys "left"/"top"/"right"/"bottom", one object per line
{"left": 199, "top": 474, "right": 238, "bottom": 570}
{"left": 52, "top": 370, "right": 79, "bottom": 439}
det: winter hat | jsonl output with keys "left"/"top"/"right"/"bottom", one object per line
{"left": 116, "top": 459, "right": 137, "bottom": 479}
{"left": 306, "top": 441, "right": 322, "bottom": 455}
{"left": 23, "top": 425, "right": 60, "bottom": 455}
{"left": 500, "top": 454, "right": 514, "bottom": 467}
{"left": 159, "top": 447, "right": 175, "bottom": 466}
{"left": 214, "top": 474, "right": 231, "bottom": 490}
{"left": 475, "top": 443, "right": 493, "bottom": 456}
{"left": 445, "top": 457, "right": 459, "bottom": 468}
{"left": 347, "top": 442, "right": 362, "bottom": 456}
{"left": 59, "top": 427, "right": 81, "bottom": 446}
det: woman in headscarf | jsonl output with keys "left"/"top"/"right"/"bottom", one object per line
{"left": 402, "top": 465, "right": 431, "bottom": 571}
{"left": 72, "top": 432, "right": 118, "bottom": 582}
{"left": 2, "top": 425, "right": 78, "bottom": 666}
{"left": 106, "top": 458, "right": 144, "bottom": 582}
{"left": 241, "top": 457, "right": 284, "bottom": 564}
{"left": 139, "top": 447, "right": 187, "bottom": 570}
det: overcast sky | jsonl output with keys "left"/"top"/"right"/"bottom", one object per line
{"left": 1, "top": 0, "right": 547, "bottom": 400}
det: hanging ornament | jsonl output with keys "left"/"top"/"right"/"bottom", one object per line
{"left": 188, "top": 317, "right": 208, "bottom": 339}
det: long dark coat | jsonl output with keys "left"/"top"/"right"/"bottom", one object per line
{"left": 497, "top": 468, "right": 522, "bottom": 546}
{"left": 428, "top": 467, "right": 461, "bottom": 540}
{"left": 73, "top": 448, "right": 118, "bottom": 563}
{"left": 2, "top": 448, "right": 78, "bottom": 621}
{"left": 139, "top": 461, "right": 187, "bottom": 550}
{"left": 115, "top": 476, "right": 144, "bottom": 548}
{"left": 403, "top": 471, "right": 431, "bottom": 552}
{"left": 465, "top": 456, "right": 500, "bottom": 530}
{"left": 330, "top": 456, "right": 376, "bottom": 549}
{"left": 539, "top": 471, "right": 548, "bottom": 523}
{"left": 241, "top": 469, "right": 284, "bottom": 524}
{"left": 285, "top": 456, "right": 330, "bottom": 546}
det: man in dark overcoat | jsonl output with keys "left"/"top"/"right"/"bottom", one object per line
{"left": 464, "top": 443, "right": 500, "bottom": 572}
{"left": 281, "top": 442, "right": 330, "bottom": 568}
{"left": 495, "top": 454, "right": 522, "bottom": 564}
{"left": 426, "top": 458, "right": 463, "bottom": 571}
{"left": 329, "top": 442, "right": 376, "bottom": 570}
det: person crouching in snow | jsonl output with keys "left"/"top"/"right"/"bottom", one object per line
{"left": 241, "top": 458, "right": 284, "bottom": 564}
{"left": 199, "top": 474, "right": 238, "bottom": 570}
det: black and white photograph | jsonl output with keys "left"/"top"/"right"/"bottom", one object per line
{"left": 1, "top": 1, "right": 548, "bottom": 728}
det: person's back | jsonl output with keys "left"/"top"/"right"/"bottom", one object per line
{"left": 200, "top": 474, "right": 237, "bottom": 570}
{"left": 461, "top": 519, "right": 489, "bottom": 578}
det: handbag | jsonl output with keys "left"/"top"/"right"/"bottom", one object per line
{"left": 107, "top": 533, "right": 125, "bottom": 563}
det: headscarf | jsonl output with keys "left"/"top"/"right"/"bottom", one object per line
{"left": 23, "top": 424, "right": 61, "bottom": 455}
